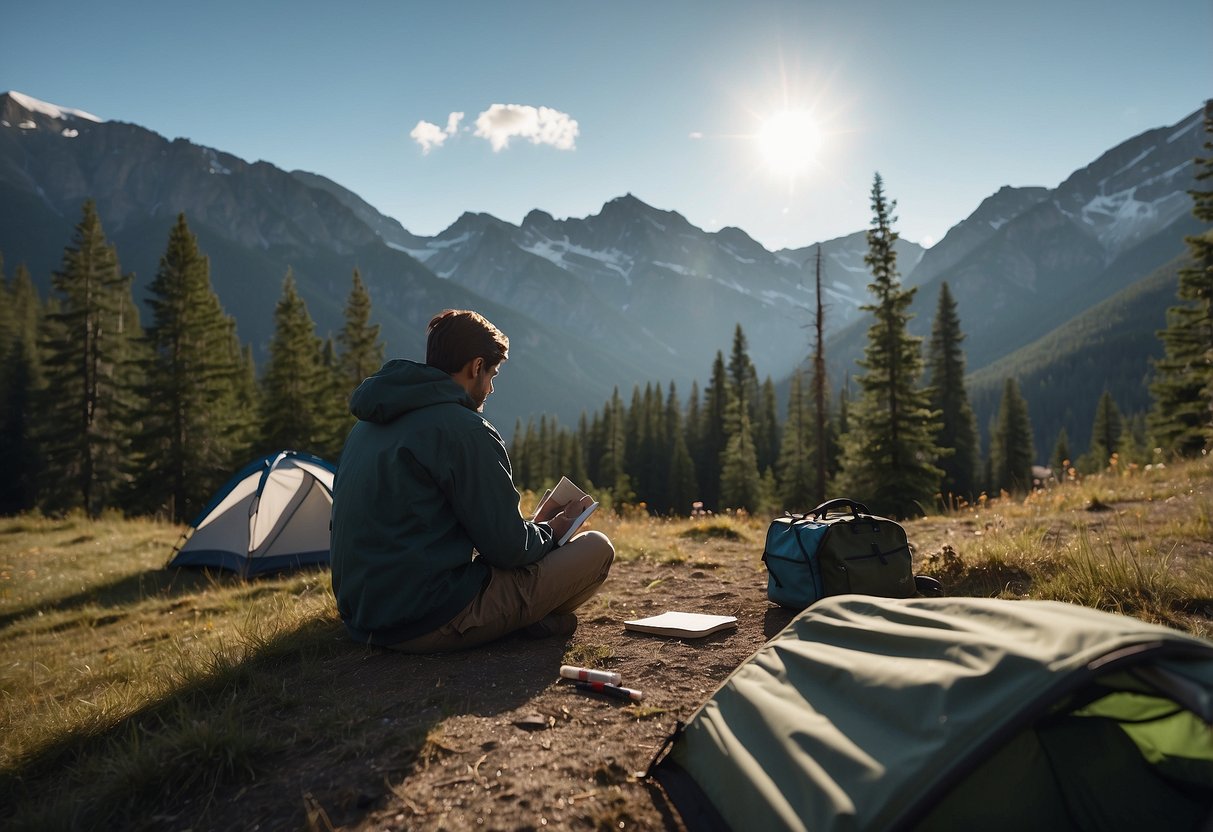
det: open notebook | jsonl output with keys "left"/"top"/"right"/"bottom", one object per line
{"left": 624, "top": 611, "right": 738, "bottom": 638}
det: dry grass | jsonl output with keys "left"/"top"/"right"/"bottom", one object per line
{"left": 2, "top": 458, "right": 1212, "bottom": 828}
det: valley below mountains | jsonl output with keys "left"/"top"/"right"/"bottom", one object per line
{"left": 0, "top": 90, "right": 1206, "bottom": 456}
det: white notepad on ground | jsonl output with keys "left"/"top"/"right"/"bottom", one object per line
{"left": 624, "top": 611, "right": 738, "bottom": 638}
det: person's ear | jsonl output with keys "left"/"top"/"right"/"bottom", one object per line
{"left": 471, "top": 357, "right": 485, "bottom": 377}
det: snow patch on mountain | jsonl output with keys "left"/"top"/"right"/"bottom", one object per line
{"left": 521, "top": 236, "right": 633, "bottom": 282}
{"left": 653, "top": 260, "right": 694, "bottom": 276}
{"left": 6, "top": 91, "right": 102, "bottom": 123}
{"left": 1112, "top": 147, "right": 1155, "bottom": 177}
{"left": 1168, "top": 118, "right": 1198, "bottom": 143}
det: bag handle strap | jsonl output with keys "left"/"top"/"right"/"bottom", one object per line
{"left": 808, "top": 498, "right": 870, "bottom": 519}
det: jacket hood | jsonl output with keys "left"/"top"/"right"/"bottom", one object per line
{"left": 349, "top": 359, "right": 473, "bottom": 424}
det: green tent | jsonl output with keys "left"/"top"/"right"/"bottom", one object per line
{"left": 649, "top": 596, "right": 1213, "bottom": 831}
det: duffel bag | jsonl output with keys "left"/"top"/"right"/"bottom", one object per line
{"left": 762, "top": 498, "right": 916, "bottom": 609}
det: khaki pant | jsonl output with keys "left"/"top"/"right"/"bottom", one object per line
{"left": 388, "top": 530, "right": 614, "bottom": 653}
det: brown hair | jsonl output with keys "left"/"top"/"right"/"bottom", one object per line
{"left": 426, "top": 309, "right": 509, "bottom": 374}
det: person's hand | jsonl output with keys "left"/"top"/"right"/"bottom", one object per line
{"left": 533, "top": 488, "right": 555, "bottom": 522}
{"left": 547, "top": 495, "right": 594, "bottom": 543}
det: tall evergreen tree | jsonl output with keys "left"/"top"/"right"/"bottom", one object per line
{"left": 1051, "top": 427, "right": 1072, "bottom": 474}
{"left": 684, "top": 380, "right": 702, "bottom": 498}
{"left": 755, "top": 376, "right": 779, "bottom": 473}
{"left": 990, "top": 377, "right": 1036, "bottom": 494}
{"left": 777, "top": 369, "right": 815, "bottom": 510}
{"left": 510, "top": 418, "right": 530, "bottom": 489}
{"left": 258, "top": 271, "right": 330, "bottom": 455}
{"left": 835, "top": 174, "right": 943, "bottom": 517}
{"left": 337, "top": 268, "right": 384, "bottom": 387}
{"left": 665, "top": 383, "right": 697, "bottom": 516}
{"left": 329, "top": 268, "right": 385, "bottom": 455}
{"left": 0, "top": 264, "right": 43, "bottom": 513}
{"left": 640, "top": 383, "right": 666, "bottom": 510}
{"left": 698, "top": 352, "right": 731, "bottom": 510}
{"left": 719, "top": 403, "right": 764, "bottom": 512}
{"left": 1149, "top": 99, "right": 1213, "bottom": 455}
{"left": 38, "top": 200, "right": 144, "bottom": 514}
{"left": 1086, "top": 390, "right": 1123, "bottom": 472}
{"left": 726, "top": 324, "right": 760, "bottom": 416}
{"left": 926, "top": 281, "right": 979, "bottom": 501}
{"left": 598, "top": 387, "right": 633, "bottom": 503}
{"left": 318, "top": 336, "right": 353, "bottom": 457}
{"left": 133, "top": 214, "right": 247, "bottom": 519}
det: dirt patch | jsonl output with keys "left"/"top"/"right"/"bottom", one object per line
{"left": 171, "top": 528, "right": 779, "bottom": 831}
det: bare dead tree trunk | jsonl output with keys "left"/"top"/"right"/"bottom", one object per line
{"left": 813, "top": 244, "right": 828, "bottom": 500}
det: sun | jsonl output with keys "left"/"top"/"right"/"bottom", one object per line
{"left": 757, "top": 110, "right": 822, "bottom": 177}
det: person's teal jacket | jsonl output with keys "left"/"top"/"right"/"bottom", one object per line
{"left": 330, "top": 359, "right": 556, "bottom": 645}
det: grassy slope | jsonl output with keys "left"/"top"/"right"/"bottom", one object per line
{"left": 2, "top": 460, "right": 1213, "bottom": 828}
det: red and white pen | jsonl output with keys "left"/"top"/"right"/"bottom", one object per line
{"left": 560, "top": 664, "right": 622, "bottom": 685}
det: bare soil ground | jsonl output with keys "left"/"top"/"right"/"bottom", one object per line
{"left": 207, "top": 524, "right": 787, "bottom": 831}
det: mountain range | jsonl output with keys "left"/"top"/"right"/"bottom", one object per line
{"left": 0, "top": 90, "right": 1206, "bottom": 456}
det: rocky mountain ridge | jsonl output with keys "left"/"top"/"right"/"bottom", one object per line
{"left": 0, "top": 90, "right": 1205, "bottom": 439}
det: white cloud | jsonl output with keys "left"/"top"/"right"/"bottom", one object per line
{"left": 473, "top": 104, "right": 578, "bottom": 152}
{"left": 410, "top": 111, "right": 464, "bottom": 154}
{"left": 689, "top": 131, "right": 704, "bottom": 140}
{"left": 410, "top": 120, "right": 448, "bottom": 154}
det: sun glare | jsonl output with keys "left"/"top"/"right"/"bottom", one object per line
{"left": 757, "top": 110, "right": 822, "bottom": 177}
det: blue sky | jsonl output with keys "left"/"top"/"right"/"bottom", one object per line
{"left": 5, "top": 0, "right": 1210, "bottom": 249}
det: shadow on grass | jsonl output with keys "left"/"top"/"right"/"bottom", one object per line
{"left": 1, "top": 613, "right": 570, "bottom": 831}
{"left": 0, "top": 566, "right": 332, "bottom": 632}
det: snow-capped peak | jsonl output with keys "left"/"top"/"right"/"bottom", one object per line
{"left": 4, "top": 90, "right": 103, "bottom": 123}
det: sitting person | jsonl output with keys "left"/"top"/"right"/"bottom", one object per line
{"left": 330, "top": 308, "right": 614, "bottom": 651}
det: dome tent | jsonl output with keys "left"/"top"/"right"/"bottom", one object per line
{"left": 168, "top": 451, "right": 336, "bottom": 578}
{"left": 649, "top": 596, "right": 1213, "bottom": 831}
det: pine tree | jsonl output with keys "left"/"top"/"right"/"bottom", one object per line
{"left": 1117, "top": 413, "right": 1148, "bottom": 467}
{"left": 337, "top": 268, "right": 384, "bottom": 388}
{"left": 664, "top": 383, "right": 697, "bottom": 516}
{"left": 1051, "top": 427, "right": 1072, "bottom": 474}
{"left": 510, "top": 419, "right": 530, "bottom": 489}
{"left": 835, "top": 174, "right": 943, "bottom": 517}
{"left": 684, "top": 380, "right": 702, "bottom": 499}
{"left": 318, "top": 336, "right": 352, "bottom": 458}
{"left": 719, "top": 404, "right": 763, "bottom": 513}
{"left": 990, "top": 378, "right": 1036, "bottom": 494}
{"left": 777, "top": 369, "right": 815, "bottom": 511}
{"left": 522, "top": 418, "right": 541, "bottom": 489}
{"left": 1086, "top": 390, "right": 1123, "bottom": 472}
{"left": 0, "top": 264, "right": 43, "bottom": 513}
{"left": 258, "top": 271, "right": 330, "bottom": 455}
{"left": 727, "top": 324, "right": 760, "bottom": 416}
{"left": 38, "top": 200, "right": 144, "bottom": 514}
{"left": 598, "top": 387, "right": 633, "bottom": 503}
{"left": 131, "top": 214, "right": 248, "bottom": 520}
{"left": 756, "top": 376, "right": 780, "bottom": 473}
{"left": 699, "top": 352, "right": 731, "bottom": 510}
{"left": 927, "top": 281, "right": 979, "bottom": 501}
{"left": 1149, "top": 99, "right": 1213, "bottom": 455}
{"left": 641, "top": 383, "right": 666, "bottom": 510}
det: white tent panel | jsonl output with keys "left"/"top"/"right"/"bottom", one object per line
{"left": 260, "top": 479, "right": 333, "bottom": 559}
{"left": 168, "top": 451, "right": 336, "bottom": 577}
{"left": 250, "top": 464, "right": 306, "bottom": 551}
